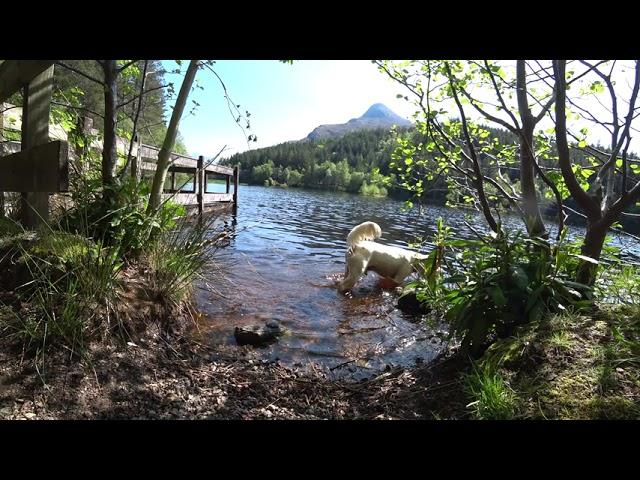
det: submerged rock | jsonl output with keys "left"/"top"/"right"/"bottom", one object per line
{"left": 234, "top": 321, "right": 284, "bottom": 347}
{"left": 397, "top": 290, "right": 431, "bottom": 315}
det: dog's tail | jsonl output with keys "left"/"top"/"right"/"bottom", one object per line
{"left": 346, "top": 221, "right": 382, "bottom": 246}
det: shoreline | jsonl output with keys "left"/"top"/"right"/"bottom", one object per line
{"left": 0, "top": 317, "right": 467, "bottom": 420}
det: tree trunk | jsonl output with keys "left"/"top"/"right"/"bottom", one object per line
{"left": 148, "top": 60, "right": 199, "bottom": 213}
{"left": 519, "top": 125, "right": 546, "bottom": 237}
{"left": 516, "top": 61, "right": 546, "bottom": 238}
{"left": 577, "top": 219, "right": 609, "bottom": 286}
{"left": 603, "top": 152, "right": 617, "bottom": 211}
{"left": 120, "top": 60, "right": 148, "bottom": 181}
{"left": 554, "top": 60, "right": 611, "bottom": 287}
{"left": 102, "top": 60, "right": 118, "bottom": 196}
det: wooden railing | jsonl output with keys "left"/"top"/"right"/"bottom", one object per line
{"left": 1, "top": 134, "right": 240, "bottom": 213}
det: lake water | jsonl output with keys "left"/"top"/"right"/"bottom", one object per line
{"left": 194, "top": 184, "right": 640, "bottom": 378}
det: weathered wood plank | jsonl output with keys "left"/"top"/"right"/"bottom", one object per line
{"left": 140, "top": 160, "right": 234, "bottom": 176}
{"left": 161, "top": 192, "right": 233, "bottom": 205}
{"left": 164, "top": 193, "right": 198, "bottom": 205}
{"left": 168, "top": 165, "right": 197, "bottom": 175}
{"left": 0, "top": 60, "right": 55, "bottom": 103}
{"left": 204, "top": 164, "right": 234, "bottom": 176}
{"left": 139, "top": 145, "right": 197, "bottom": 166}
{"left": 0, "top": 140, "right": 21, "bottom": 156}
{"left": 0, "top": 140, "right": 68, "bottom": 192}
{"left": 204, "top": 193, "right": 233, "bottom": 203}
{"left": 139, "top": 144, "right": 234, "bottom": 175}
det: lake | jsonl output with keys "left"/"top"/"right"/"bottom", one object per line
{"left": 194, "top": 184, "right": 640, "bottom": 378}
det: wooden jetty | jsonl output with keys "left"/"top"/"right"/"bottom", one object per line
{"left": 135, "top": 143, "right": 239, "bottom": 214}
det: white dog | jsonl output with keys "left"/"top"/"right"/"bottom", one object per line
{"left": 337, "top": 221, "right": 428, "bottom": 293}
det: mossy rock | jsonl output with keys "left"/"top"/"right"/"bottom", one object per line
{"left": 31, "top": 232, "right": 96, "bottom": 264}
{"left": 397, "top": 289, "right": 431, "bottom": 315}
{"left": 234, "top": 321, "right": 285, "bottom": 347}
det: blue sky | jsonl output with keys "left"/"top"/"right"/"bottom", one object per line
{"left": 160, "top": 60, "right": 640, "bottom": 160}
{"left": 161, "top": 60, "right": 416, "bottom": 159}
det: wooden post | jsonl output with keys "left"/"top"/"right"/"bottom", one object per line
{"left": 21, "top": 65, "right": 54, "bottom": 229}
{"left": 197, "top": 155, "right": 204, "bottom": 215}
{"left": 130, "top": 152, "right": 138, "bottom": 180}
{"left": 171, "top": 170, "right": 176, "bottom": 191}
{"left": 233, "top": 164, "right": 239, "bottom": 212}
{"left": 131, "top": 136, "right": 141, "bottom": 181}
{"left": 226, "top": 174, "right": 230, "bottom": 194}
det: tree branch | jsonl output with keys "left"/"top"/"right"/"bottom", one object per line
{"left": 445, "top": 62, "right": 498, "bottom": 233}
{"left": 553, "top": 60, "right": 601, "bottom": 219}
{"left": 483, "top": 60, "right": 522, "bottom": 129}
{"left": 596, "top": 61, "right": 640, "bottom": 186}
{"left": 56, "top": 61, "right": 104, "bottom": 85}
{"left": 458, "top": 86, "right": 518, "bottom": 134}
{"left": 117, "top": 84, "right": 168, "bottom": 109}
{"left": 51, "top": 101, "right": 104, "bottom": 119}
{"left": 118, "top": 60, "right": 139, "bottom": 73}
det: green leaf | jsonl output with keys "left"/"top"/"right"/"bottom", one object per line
{"left": 571, "top": 254, "right": 599, "bottom": 264}
{"left": 488, "top": 286, "right": 507, "bottom": 307}
{"left": 510, "top": 266, "right": 529, "bottom": 290}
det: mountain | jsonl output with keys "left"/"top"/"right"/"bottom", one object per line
{"left": 305, "top": 103, "right": 412, "bottom": 141}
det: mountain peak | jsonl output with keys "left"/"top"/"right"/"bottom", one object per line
{"left": 305, "top": 103, "right": 411, "bottom": 141}
{"left": 361, "top": 103, "right": 401, "bottom": 120}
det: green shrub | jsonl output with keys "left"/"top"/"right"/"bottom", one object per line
{"left": 146, "top": 214, "right": 228, "bottom": 306}
{"left": 359, "top": 181, "right": 387, "bottom": 197}
{"left": 405, "top": 217, "right": 450, "bottom": 312}
{"left": 410, "top": 224, "right": 593, "bottom": 357}
{"left": 58, "top": 176, "right": 185, "bottom": 259}
{"left": 0, "top": 216, "right": 22, "bottom": 236}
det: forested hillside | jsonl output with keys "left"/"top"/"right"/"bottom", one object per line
{"left": 222, "top": 127, "right": 411, "bottom": 197}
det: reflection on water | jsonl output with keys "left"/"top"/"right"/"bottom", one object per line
{"left": 194, "top": 185, "right": 640, "bottom": 378}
